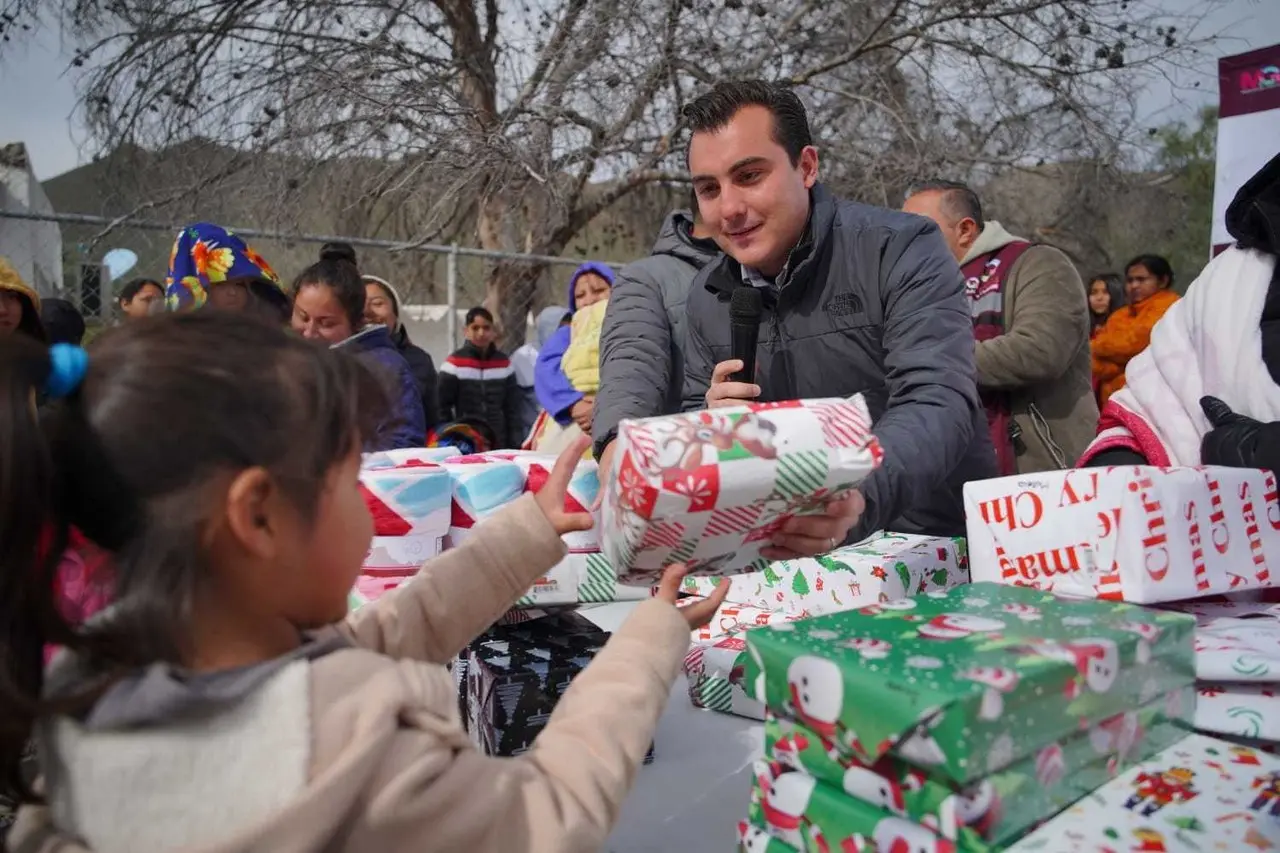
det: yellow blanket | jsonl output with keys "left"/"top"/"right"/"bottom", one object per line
{"left": 562, "top": 298, "right": 608, "bottom": 395}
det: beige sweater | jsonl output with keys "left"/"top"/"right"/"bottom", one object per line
{"left": 11, "top": 495, "right": 691, "bottom": 853}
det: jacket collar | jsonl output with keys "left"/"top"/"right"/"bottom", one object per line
{"left": 704, "top": 183, "right": 837, "bottom": 306}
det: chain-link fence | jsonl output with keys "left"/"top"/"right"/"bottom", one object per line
{"left": 0, "top": 209, "right": 625, "bottom": 363}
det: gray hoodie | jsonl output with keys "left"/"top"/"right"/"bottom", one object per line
{"left": 592, "top": 210, "right": 721, "bottom": 457}
{"left": 512, "top": 305, "right": 569, "bottom": 440}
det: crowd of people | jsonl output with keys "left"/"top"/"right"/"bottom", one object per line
{"left": 0, "top": 78, "right": 1276, "bottom": 852}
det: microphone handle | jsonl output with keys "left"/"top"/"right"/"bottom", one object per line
{"left": 729, "top": 324, "right": 758, "bottom": 384}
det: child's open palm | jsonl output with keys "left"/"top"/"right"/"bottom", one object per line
{"left": 533, "top": 436, "right": 597, "bottom": 536}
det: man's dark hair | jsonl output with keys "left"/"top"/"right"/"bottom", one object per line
{"left": 906, "top": 179, "right": 985, "bottom": 231}
{"left": 682, "top": 80, "right": 812, "bottom": 166}
{"left": 466, "top": 306, "right": 493, "bottom": 325}
{"left": 1124, "top": 253, "right": 1175, "bottom": 290}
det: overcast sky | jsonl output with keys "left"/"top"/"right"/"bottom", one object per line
{"left": 2, "top": 0, "right": 1278, "bottom": 181}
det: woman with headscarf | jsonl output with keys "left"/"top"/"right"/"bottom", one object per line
{"left": 1090, "top": 253, "right": 1179, "bottom": 405}
{"left": 164, "top": 222, "right": 292, "bottom": 322}
{"left": 0, "top": 257, "right": 47, "bottom": 342}
{"left": 1079, "top": 150, "right": 1280, "bottom": 474}
{"left": 363, "top": 272, "right": 440, "bottom": 430}
{"left": 292, "top": 245, "right": 426, "bottom": 450}
{"left": 533, "top": 262, "right": 614, "bottom": 441}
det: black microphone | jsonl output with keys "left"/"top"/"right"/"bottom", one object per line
{"left": 729, "top": 286, "right": 763, "bottom": 385}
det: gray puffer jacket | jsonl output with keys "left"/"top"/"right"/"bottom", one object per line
{"left": 592, "top": 210, "right": 721, "bottom": 458}
{"left": 682, "top": 184, "right": 998, "bottom": 540}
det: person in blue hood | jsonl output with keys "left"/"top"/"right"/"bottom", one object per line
{"left": 535, "top": 262, "right": 614, "bottom": 434}
{"left": 290, "top": 243, "right": 426, "bottom": 450}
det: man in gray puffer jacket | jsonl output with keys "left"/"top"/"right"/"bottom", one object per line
{"left": 592, "top": 199, "right": 721, "bottom": 468}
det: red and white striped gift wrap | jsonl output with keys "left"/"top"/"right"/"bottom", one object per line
{"left": 355, "top": 459, "right": 453, "bottom": 604}
{"left": 601, "top": 396, "right": 882, "bottom": 585}
{"left": 964, "top": 466, "right": 1280, "bottom": 605}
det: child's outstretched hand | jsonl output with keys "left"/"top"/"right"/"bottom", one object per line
{"left": 656, "top": 563, "right": 732, "bottom": 630}
{"left": 534, "top": 436, "right": 596, "bottom": 536}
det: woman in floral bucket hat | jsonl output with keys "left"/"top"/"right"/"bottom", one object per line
{"left": 165, "top": 222, "right": 291, "bottom": 321}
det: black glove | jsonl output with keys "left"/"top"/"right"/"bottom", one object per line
{"left": 1199, "top": 396, "right": 1280, "bottom": 471}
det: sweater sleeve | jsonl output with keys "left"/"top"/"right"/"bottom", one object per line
{"left": 343, "top": 598, "right": 691, "bottom": 853}
{"left": 339, "top": 495, "right": 567, "bottom": 663}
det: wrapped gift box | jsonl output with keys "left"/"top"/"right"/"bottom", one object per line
{"left": 356, "top": 461, "right": 452, "bottom": 604}
{"left": 748, "top": 758, "right": 949, "bottom": 852}
{"left": 1006, "top": 734, "right": 1280, "bottom": 851}
{"left": 461, "top": 618, "right": 655, "bottom": 763}
{"left": 601, "top": 397, "right": 883, "bottom": 585}
{"left": 683, "top": 534, "right": 969, "bottom": 617}
{"left": 965, "top": 466, "right": 1280, "bottom": 604}
{"left": 438, "top": 458, "right": 526, "bottom": 547}
{"left": 683, "top": 600, "right": 803, "bottom": 721}
{"left": 510, "top": 551, "right": 654, "bottom": 609}
{"left": 449, "top": 451, "right": 602, "bottom": 551}
{"left": 746, "top": 582, "right": 1196, "bottom": 786}
{"left": 737, "top": 822, "right": 798, "bottom": 853}
{"left": 362, "top": 446, "right": 461, "bottom": 469}
{"left": 764, "top": 687, "right": 1193, "bottom": 848}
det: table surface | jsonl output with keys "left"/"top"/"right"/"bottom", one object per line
{"left": 580, "top": 602, "right": 762, "bottom": 853}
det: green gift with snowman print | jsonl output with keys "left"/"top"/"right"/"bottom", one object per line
{"left": 761, "top": 686, "right": 1194, "bottom": 850}
{"left": 744, "top": 582, "right": 1196, "bottom": 786}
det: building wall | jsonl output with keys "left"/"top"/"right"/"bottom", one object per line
{"left": 0, "top": 143, "right": 64, "bottom": 296}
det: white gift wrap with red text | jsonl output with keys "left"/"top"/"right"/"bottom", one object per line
{"left": 965, "top": 466, "right": 1280, "bottom": 604}
{"left": 355, "top": 462, "right": 452, "bottom": 603}
{"left": 600, "top": 397, "right": 883, "bottom": 585}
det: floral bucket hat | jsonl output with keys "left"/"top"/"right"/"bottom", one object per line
{"left": 165, "top": 223, "right": 289, "bottom": 312}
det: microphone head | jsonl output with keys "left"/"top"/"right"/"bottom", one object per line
{"left": 729, "top": 285, "right": 764, "bottom": 323}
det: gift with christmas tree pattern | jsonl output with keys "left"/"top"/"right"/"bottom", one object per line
{"left": 745, "top": 582, "right": 1196, "bottom": 786}
{"left": 601, "top": 397, "right": 883, "bottom": 584}
{"left": 763, "top": 686, "right": 1194, "bottom": 850}
{"left": 683, "top": 533, "right": 969, "bottom": 617}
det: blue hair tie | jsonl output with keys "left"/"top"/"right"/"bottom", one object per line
{"left": 44, "top": 343, "right": 89, "bottom": 399}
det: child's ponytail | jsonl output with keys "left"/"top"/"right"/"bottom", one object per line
{"left": 0, "top": 336, "right": 71, "bottom": 800}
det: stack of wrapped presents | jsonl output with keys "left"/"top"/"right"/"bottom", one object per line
{"left": 347, "top": 399, "right": 1280, "bottom": 849}
{"left": 739, "top": 582, "right": 1198, "bottom": 851}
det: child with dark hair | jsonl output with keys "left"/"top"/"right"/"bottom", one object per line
{"left": 116, "top": 278, "right": 164, "bottom": 321}
{"left": 0, "top": 314, "right": 724, "bottom": 852}
{"left": 40, "top": 299, "right": 86, "bottom": 346}
{"left": 292, "top": 247, "right": 426, "bottom": 450}
{"left": 438, "top": 306, "right": 522, "bottom": 447}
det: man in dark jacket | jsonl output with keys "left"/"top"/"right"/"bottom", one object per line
{"left": 682, "top": 80, "right": 996, "bottom": 549}
{"left": 593, "top": 195, "right": 721, "bottom": 469}
{"left": 438, "top": 306, "right": 522, "bottom": 448}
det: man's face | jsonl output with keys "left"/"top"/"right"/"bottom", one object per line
{"left": 902, "top": 191, "right": 976, "bottom": 262}
{"left": 689, "top": 105, "right": 818, "bottom": 278}
{"left": 466, "top": 315, "right": 495, "bottom": 349}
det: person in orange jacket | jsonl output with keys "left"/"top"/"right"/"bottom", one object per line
{"left": 1091, "top": 254, "right": 1179, "bottom": 405}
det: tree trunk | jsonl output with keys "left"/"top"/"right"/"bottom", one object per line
{"left": 484, "top": 260, "right": 547, "bottom": 350}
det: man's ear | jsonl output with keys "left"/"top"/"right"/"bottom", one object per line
{"left": 223, "top": 467, "right": 280, "bottom": 560}
{"left": 799, "top": 146, "right": 820, "bottom": 189}
{"left": 959, "top": 218, "right": 982, "bottom": 252}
